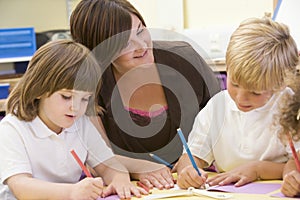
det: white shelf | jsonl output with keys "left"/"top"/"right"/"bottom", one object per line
{"left": 0, "top": 56, "right": 32, "bottom": 64}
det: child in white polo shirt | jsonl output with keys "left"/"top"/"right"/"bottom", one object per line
{"left": 175, "top": 17, "right": 299, "bottom": 189}
{"left": 0, "top": 40, "right": 146, "bottom": 199}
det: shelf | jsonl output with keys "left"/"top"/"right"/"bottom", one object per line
{"left": 208, "top": 59, "right": 226, "bottom": 72}
{"left": 0, "top": 77, "right": 21, "bottom": 112}
{"left": 0, "top": 56, "right": 32, "bottom": 64}
{"left": 211, "top": 63, "right": 226, "bottom": 72}
{"left": 0, "top": 99, "right": 6, "bottom": 112}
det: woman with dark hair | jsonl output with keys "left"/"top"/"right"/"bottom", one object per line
{"left": 70, "top": 0, "right": 220, "bottom": 189}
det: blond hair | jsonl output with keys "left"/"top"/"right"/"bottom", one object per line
{"left": 6, "top": 40, "right": 102, "bottom": 121}
{"left": 226, "top": 17, "right": 299, "bottom": 92}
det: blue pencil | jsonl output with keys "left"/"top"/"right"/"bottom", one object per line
{"left": 272, "top": 0, "right": 282, "bottom": 20}
{"left": 177, "top": 128, "right": 202, "bottom": 176}
{"left": 149, "top": 153, "right": 174, "bottom": 169}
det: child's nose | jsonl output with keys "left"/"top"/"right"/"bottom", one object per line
{"left": 70, "top": 100, "right": 80, "bottom": 111}
{"left": 236, "top": 90, "right": 249, "bottom": 101}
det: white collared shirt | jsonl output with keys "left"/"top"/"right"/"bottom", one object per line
{"left": 0, "top": 114, "right": 113, "bottom": 199}
{"left": 187, "top": 87, "right": 296, "bottom": 172}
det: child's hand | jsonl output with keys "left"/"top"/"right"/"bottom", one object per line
{"left": 102, "top": 174, "right": 148, "bottom": 199}
{"left": 207, "top": 163, "right": 258, "bottom": 187}
{"left": 281, "top": 170, "right": 300, "bottom": 197}
{"left": 135, "top": 166, "right": 174, "bottom": 190}
{"left": 71, "top": 177, "right": 104, "bottom": 200}
{"left": 177, "top": 165, "right": 207, "bottom": 189}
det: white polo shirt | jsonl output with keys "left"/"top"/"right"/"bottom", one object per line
{"left": 0, "top": 114, "right": 114, "bottom": 200}
{"left": 187, "top": 87, "right": 298, "bottom": 172}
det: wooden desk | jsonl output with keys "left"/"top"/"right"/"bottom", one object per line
{"left": 132, "top": 173, "right": 296, "bottom": 200}
{"left": 132, "top": 180, "right": 296, "bottom": 200}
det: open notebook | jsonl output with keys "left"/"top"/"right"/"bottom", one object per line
{"left": 96, "top": 195, "right": 120, "bottom": 200}
{"left": 144, "top": 182, "right": 283, "bottom": 200}
{"left": 95, "top": 182, "right": 300, "bottom": 199}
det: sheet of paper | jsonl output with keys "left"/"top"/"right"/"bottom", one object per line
{"left": 97, "top": 195, "right": 120, "bottom": 200}
{"left": 271, "top": 192, "right": 300, "bottom": 199}
{"left": 207, "top": 182, "right": 281, "bottom": 194}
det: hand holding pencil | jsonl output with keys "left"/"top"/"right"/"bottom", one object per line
{"left": 70, "top": 149, "right": 104, "bottom": 199}
{"left": 176, "top": 128, "right": 208, "bottom": 189}
{"left": 281, "top": 134, "right": 300, "bottom": 197}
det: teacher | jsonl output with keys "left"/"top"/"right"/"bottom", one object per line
{"left": 70, "top": 0, "right": 220, "bottom": 189}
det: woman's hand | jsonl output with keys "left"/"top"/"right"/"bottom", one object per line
{"left": 102, "top": 174, "right": 148, "bottom": 199}
{"left": 135, "top": 166, "right": 175, "bottom": 190}
{"left": 281, "top": 170, "right": 300, "bottom": 197}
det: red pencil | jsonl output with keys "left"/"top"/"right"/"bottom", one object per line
{"left": 288, "top": 135, "right": 300, "bottom": 172}
{"left": 137, "top": 181, "right": 150, "bottom": 193}
{"left": 70, "top": 149, "right": 92, "bottom": 178}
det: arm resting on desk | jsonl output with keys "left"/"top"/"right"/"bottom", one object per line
{"left": 207, "top": 161, "right": 285, "bottom": 187}
{"left": 89, "top": 116, "right": 174, "bottom": 189}
{"left": 116, "top": 155, "right": 174, "bottom": 189}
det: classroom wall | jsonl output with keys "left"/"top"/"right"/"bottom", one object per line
{"left": 0, "top": 0, "right": 274, "bottom": 70}
{"left": 0, "top": 0, "right": 73, "bottom": 32}
{"left": 0, "top": 0, "right": 273, "bottom": 31}
{"left": 128, "top": 0, "right": 273, "bottom": 60}
{"left": 2, "top": 0, "right": 298, "bottom": 91}
{"left": 128, "top": 0, "right": 273, "bottom": 30}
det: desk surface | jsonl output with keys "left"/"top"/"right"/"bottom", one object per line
{"left": 132, "top": 181, "right": 296, "bottom": 200}
{"left": 131, "top": 173, "right": 296, "bottom": 200}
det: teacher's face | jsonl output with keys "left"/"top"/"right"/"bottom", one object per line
{"left": 112, "top": 14, "right": 154, "bottom": 75}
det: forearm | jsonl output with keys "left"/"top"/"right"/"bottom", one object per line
{"left": 115, "top": 155, "right": 167, "bottom": 179}
{"left": 7, "top": 174, "right": 72, "bottom": 200}
{"left": 95, "top": 157, "right": 129, "bottom": 184}
{"left": 175, "top": 153, "right": 206, "bottom": 175}
{"left": 255, "top": 161, "right": 285, "bottom": 180}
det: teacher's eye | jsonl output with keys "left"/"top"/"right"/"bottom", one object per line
{"left": 137, "top": 28, "right": 144, "bottom": 35}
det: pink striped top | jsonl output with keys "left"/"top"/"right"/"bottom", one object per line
{"left": 124, "top": 106, "right": 168, "bottom": 118}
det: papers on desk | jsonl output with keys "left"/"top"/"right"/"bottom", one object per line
{"left": 208, "top": 182, "right": 281, "bottom": 194}
{"left": 271, "top": 192, "right": 300, "bottom": 199}
{"left": 95, "top": 182, "right": 300, "bottom": 199}
{"left": 144, "top": 187, "right": 232, "bottom": 200}
{"left": 144, "top": 182, "right": 283, "bottom": 200}
{"left": 96, "top": 195, "right": 120, "bottom": 200}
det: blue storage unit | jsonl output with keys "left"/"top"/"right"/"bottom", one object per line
{"left": 0, "top": 27, "right": 36, "bottom": 59}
